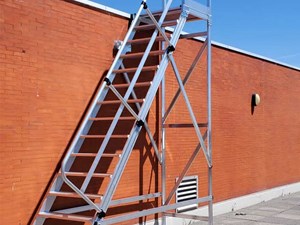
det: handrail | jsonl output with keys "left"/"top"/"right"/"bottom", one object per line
{"left": 60, "top": 0, "right": 147, "bottom": 213}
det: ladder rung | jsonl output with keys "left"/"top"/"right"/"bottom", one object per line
{"left": 113, "top": 65, "right": 158, "bottom": 74}
{"left": 49, "top": 191, "right": 103, "bottom": 199}
{"left": 89, "top": 116, "right": 136, "bottom": 121}
{"left": 120, "top": 50, "right": 165, "bottom": 59}
{"left": 70, "top": 153, "right": 121, "bottom": 158}
{"left": 97, "top": 99, "right": 144, "bottom": 105}
{"left": 113, "top": 81, "right": 152, "bottom": 88}
{"left": 135, "top": 20, "right": 178, "bottom": 30}
{"left": 38, "top": 212, "right": 92, "bottom": 223}
{"left": 62, "top": 172, "right": 112, "bottom": 178}
{"left": 81, "top": 134, "right": 129, "bottom": 139}
{"left": 128, "top": 36, "right": 169, "bottom": 45}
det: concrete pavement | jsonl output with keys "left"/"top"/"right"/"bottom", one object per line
{"left": 193, "top": 191, "right": 300, "bottom": 225}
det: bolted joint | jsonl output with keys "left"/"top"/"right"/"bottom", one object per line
{"left": 104, "top": 78, "right": 111, "bottom": 86}
{"left": 93, "top": 211, "right": 106, "bottom": 225}
{"left": 136, "top": 120, "right": 144, "bottom": 127}
{"left": 97, "top": 210, "right": 106, "bottom": 218}
{"left": 166, "top": 45, "right": 175, "bottom": 54}
{"left": 141, "top": 1, "right": 148, "bottom": 9}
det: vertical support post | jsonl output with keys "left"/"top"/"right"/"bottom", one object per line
{"left": 207, "top": 0, "right": 213, "bottom": 224}
{"left": 161, "top": 1, "right": 167, "bottom": 225}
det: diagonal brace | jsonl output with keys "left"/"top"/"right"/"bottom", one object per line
{"left": 163, "top": 39, "right": 208, "bottom": 122}
{"left": 105, "top": 78, "right": 140, "bottom": 120}
{"left": 144, "top": 4, "right": 172, "bottom": 47}
{"left": 168, "top": 54, "right": 211, "bottom": 167}
{"left": 165, "top": 131, "right": 207, "bottom": 205}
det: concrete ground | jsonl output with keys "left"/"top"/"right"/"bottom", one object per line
{"left": 193, "top": 191, "right": 300, "bottom": 225}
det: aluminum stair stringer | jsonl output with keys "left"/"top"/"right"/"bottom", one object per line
{"left": 29, "top": 0, "right": 214, "bottom": 224}
{"left": 59, "top": 0, "right": 147, "bottom": 213}
{"left": 96, "top": 6, "right": 189, "bottom": 221}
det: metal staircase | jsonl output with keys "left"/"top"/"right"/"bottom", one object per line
{"left": 31, "top": 0, "right": 213, "bottom": 224}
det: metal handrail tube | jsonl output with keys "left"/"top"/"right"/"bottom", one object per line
{"left": 101, "top": 196, "right": 212, "bottom": 225}
{"left": 60, "top": 1, "right": 147, "bottom": 212}
{"left": 207, "top": 1, "right": 213, "bottom": 224}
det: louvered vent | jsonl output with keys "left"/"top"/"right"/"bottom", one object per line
{"left": 176, "top": 175, "right": 198, "bottom": 213}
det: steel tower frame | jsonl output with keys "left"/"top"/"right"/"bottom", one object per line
{"left": 161, "top": 1, "right": 213, "bottom": 224}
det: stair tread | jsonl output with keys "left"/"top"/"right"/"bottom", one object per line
{"left": 49, "top": 191, "right": 103, "bottom": 199}
{"left": 113, "top": 81, "right": 152, "bottom": 88}
{"left": 128, "top": 36, "right": 169, "bottom": 44}
{"left": 146, "top": 7, "right": 181, "bottom": 17}
{"left": 141, "top": 7, "right": 199, "bottom": 22}
{"left": 71, "top": 152, "right": 121, "bottom": 157}
{"left": 113, "top": 65, "right": 158, "bottom": 73}
{"left": 135, "top": 20, "right": 178, "bottom": 30}
{"left": 39, "top": 212, "right": 92, "bottom": 222}
{"left": 62, "top": 171, "right": 112, "bottom": 177}
{"left": 81, "top": 134, "right": 129, "bottom": 138}
{"left": 120, "top": 50, "right": 165, "bottom": 59}
{"left": 97, "top": 99, "right": 144, "bottom": 105}
{"left": 89, "top": 116, "right": 135, "bottom": 121}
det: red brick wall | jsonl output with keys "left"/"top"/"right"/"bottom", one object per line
{"left": 211, "top": 47, "right": 300, "bottom": 201}
{"left": 0, "top": 0, "right": 129, "bottom": 224}
{"left": 1, "top": 1, "right": 300, "bottom": 225}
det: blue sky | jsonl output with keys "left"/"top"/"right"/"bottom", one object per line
{"left": 92, "top": 0, "right": 300, "bottom": 68}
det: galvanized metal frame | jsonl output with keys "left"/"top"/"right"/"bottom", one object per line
{"left": 160, "top": 0, "right": 213, "bottom": 224}
{"left": 31, "top": 0, "right": 212, "bottom": 224}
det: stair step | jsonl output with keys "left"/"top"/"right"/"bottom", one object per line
{"left": 49, "top": 191, "right": 103, "bottom": 199}
{"left": 128, "top": 36, "right": 169, "bottom": 45}
{"left": 81, "top": 134, "right": 129, "bottom": 139}
{"left": 135, "top": 20, "right": 178, "bottom": 30}
{"left": 38, "top": 212, "right": 92, "bottom": 223}
{"left": 97, "top": 99, "right": 144, "bottom": 105}
{"left": 113, "top": 65, "right": 158, "bottom": 74}
{"left": 143, "top": 7, "right": 181, "bottom": 16}
{"left": 141, "top": 7, "right": 198, "bottom": 22}
{"left": 141, "top": 7, "right": 181, "bottom": 20}
{"left": 154, "top": 8, "right": 182, "bottom": 17}
{"left": 71, "top": 153, "right": 121, "bottom": 158}
{"left": 120, "top": 50, "right": 165, "bottom": 59}
{"left": 62, "top": 172, "right": 112, "bottom": 178}
{"left": 89, "top": 116, "right": 136, "bottom": 121}
{"left": 113, "top": 81, "right": 152, "bottom": 88}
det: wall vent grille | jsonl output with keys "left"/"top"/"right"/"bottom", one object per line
{"left": 176, "top": 175, "right": 198, "bottom": 213}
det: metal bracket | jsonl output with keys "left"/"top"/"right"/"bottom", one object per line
{"left": 166, "top": 45, "right": 175, "bottom": 54}
{"left": 104, "top": 78, "right": 111, "bottom": 86}
{"left": 114, "top": 40, "right": 123, "bottom": 50}
{"left": 94, "top": 211, "right": 106, "bottom": 225}
{"left": 181, "top": 5, "right": 190, "bottom": 18}
{"left": 141, "top": 1, "right": 148, "bottom": 9}
{"left": 136, "top": 120, "right": 144, "bottom": 127}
